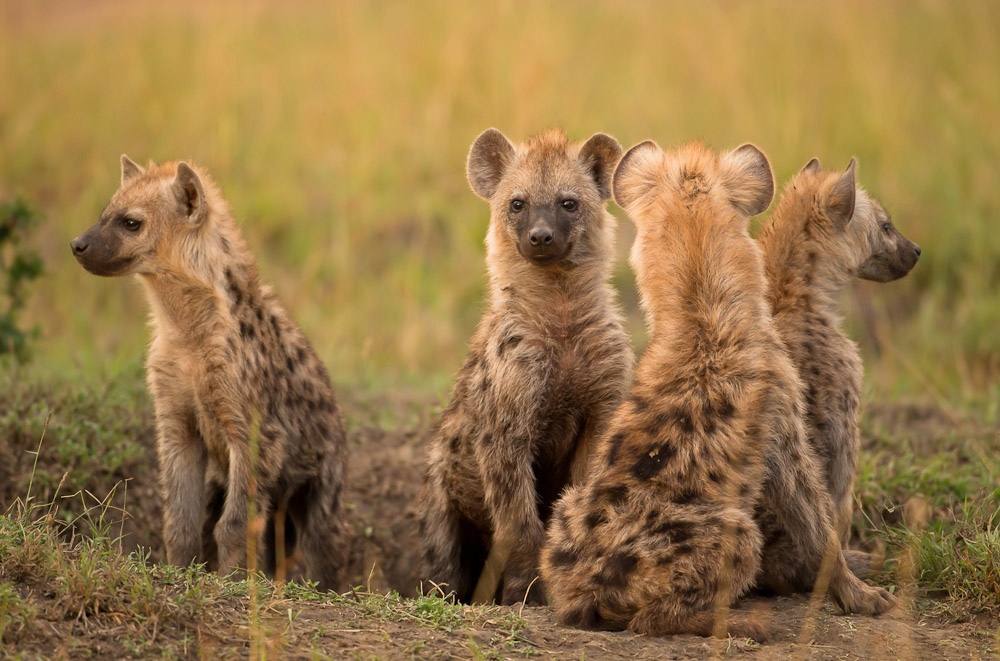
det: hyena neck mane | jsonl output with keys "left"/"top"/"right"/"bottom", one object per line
{"left": 140, "top": 205, "right": 263, "bottom": 344}
{"left": 640, "top": 205, "right": 769, "bottom": 360}
{"left": 760, "top": 181, "right": 853, "bottom": 317}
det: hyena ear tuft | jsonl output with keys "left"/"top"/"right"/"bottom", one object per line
{"left": 827, "top": 157, "right": 857, "bottom": 227}
{"left": 722, "top": 143, "right": 774, "bottom": 217}
{"left": 799, "top": 158, "right": 822, "bottom": 176}
{"left": 172, "top": 162, "right": 208, "bottom": 225}
{"left": 121, "top": 154, "right": 144, "bottom": 184}
{"left": 612, "top": 140, "right": 662, "bottom": 210}
{"left": 578, "top": 133, "right": 622, "bottom": 200}
{"left": 467, "top": 128, "right": 515, "bottom": 200}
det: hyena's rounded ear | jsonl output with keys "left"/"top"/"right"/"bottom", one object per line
{"left": 721, "top": 143, "right": 774, "bottom": 217}
{"left": 172, "top": 162, "right": 208, "bottom": 225}
{"left": 799, "top": 157, "right": 822, "bottom": 176}
{"left": 467, "top": 128, "right": 515, "bottom": 200}
{"left": 612, "top": 140, "right": 662, "bottom": 210}
{"left": 827, "top": 157, "right": 857, "bottom": 227}
{"left": 121, "top": 154, "right": 144, "bottom": 184}
{"left": 578, "top": 133, "right": 622, "bottom": 200}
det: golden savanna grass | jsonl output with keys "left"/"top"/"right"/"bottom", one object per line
{"left": 2, "top": 0, "right": 998, "bottom": 402}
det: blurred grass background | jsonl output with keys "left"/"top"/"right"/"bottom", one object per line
{"left": 1, "top": 0, "right": 998, "bottom": 406}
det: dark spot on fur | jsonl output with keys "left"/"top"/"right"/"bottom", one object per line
{"left": 629, "top": 442, "right": 676, "bottom": 481}
{"left": 449, "top": 435, "right": 461, "bottom": 453}
{"left": 240, "top": 320, "right": 254, "bottom": 339}
{"left": 592, "top": 484, "right": 629, "bottom": 506}
{"left": 497, "top": 334, "right": 522, "bottom": 357}
{"left": 651, "top": 520, "right": 694, "bottom": 544}
{"left": 708, "top": 470, "right": 724, "bottom": 484}
{"left": 585, "top": 510, "right": 608, "bottom": 529}
{"left": 549, "top": 547, "right": 578, "bottom": 567}
{"left": 606, "top": 432, "right": 627, "bottom": 466}
{"left": 673, "top": 489, "right": 699, "bottom": 505}
{"left": 673, "top": 543, "right": 693, "bottom": 557}
{"left": 595, "top": 551, "right": 638, "bottom": 589}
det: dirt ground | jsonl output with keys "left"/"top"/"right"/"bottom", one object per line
{"left": 2, "top": 390, "right": 998, "bottom": 659}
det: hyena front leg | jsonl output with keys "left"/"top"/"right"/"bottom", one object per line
{"left": 418, "top": 453, "right": 475, "bottom": 600}
{"left": 155, "top": 401, "right": 207, "bottom": 567}
{"left": 759, "top": 418, "right": 895, "bottom": 615}
{"left": 214, "top": 442, "right": 274, "bottom": 578}
{"left": 475, "top": 431, "right": 547, "bottom": 606}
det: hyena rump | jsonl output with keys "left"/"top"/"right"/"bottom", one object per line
{"left": 417, "top": 129, "right": 633, "bottom": 605}
{"left": 71, "top": 156, "right": 348, "bottom": 590}
{"left": 759, "top": 157, "right": 920, "bottom": 541}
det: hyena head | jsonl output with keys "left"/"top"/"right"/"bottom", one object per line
{"left": 71, "top": 155, "right": 217, "bottom": 277}
{"left": 797, "top": 157, "right": 920, "bottom": 282}
{"left": 613, "top": 140, "right": 774, "bottom": 291}
{"left": 467, "top": 128, "right": 621, "bottom": 268}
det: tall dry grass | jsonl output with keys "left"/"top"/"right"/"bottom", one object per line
{"left": 1, "top": 0, "right": 997, "bottom": 401}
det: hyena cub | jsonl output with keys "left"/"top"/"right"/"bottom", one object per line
{"left": 417, "top": 129, "right": 633, "bottom": 605}
{"left": 541, "top": 141, "right": 778, "bottom": 639}
{"left": 541, "top": 141, "right": 894, "bottom": 640}
{"left": 759, "top": 157, "right": 920, "bottom": 541}
{"left": 71, "top": 156, "right": 348, "bottom": 590}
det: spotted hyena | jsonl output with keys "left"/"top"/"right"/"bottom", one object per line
{"left": 541, "top": 140, "right": 895, "bottom": 641}
{"left": 417, "top": 129, "right": 633, "bottom": 605}
{"left": 71, "top": 156, "right": 348, "bottom": 590}
{"left": 760, "top": 157, "right": 920, "bottom": 542}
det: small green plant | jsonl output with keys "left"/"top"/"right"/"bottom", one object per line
{"left": 0, "top": 196, "right": 44, "bottom": 363}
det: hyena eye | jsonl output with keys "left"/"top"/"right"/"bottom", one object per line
{"left": 880, "top": 221, "right": 891, "bottom": 232}
{"left": 561, "top": 199, "right": 578, "bottom": 212}
{"left": 122, "top": 217, "right": 142, "bottom": 232}
{"left": 509, "top": 199, "right": 525, "bottom": 213}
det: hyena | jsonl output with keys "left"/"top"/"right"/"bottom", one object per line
{"left": 417, "top": 128, "right": 633, "bottom": 605}
{"left": 541, "top": 141, "right": 894, "bottom": 640}
{"left": 71, "top": 156, "right": 348, "bottom": 590}
{"left": 759, "top": 157, "right": 920, "bottom": 542}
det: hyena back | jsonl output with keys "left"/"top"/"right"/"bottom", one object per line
{"left": 71, "top": 156, "right": 349, "bottom": 590}
{"left": 541, "top": 141, "right": 780, "bottom": 640}
{"left": 417, "top": 129, "right": 633, "bottom": 605}
{"left": 759, "top": 158, "right": 920, "bottom": 542}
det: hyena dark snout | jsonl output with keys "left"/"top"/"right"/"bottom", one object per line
{"left": 859, "top": 223, "right": 921, "bottom": 282}
{"left": 518, "top": 204, "right": 572, "bottom": 265}
{"left": 70, "top": 221, "right": 138, "bottom": 277}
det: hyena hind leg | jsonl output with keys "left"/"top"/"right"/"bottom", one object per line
{"left": 628, "top": 601, "right": 769, "bottom": 642}
{"left": 294, "top": 478, "right": 348, "bottom": 592}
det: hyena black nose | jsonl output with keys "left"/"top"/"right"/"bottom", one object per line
{"left": 528, "top": 226, "right": 554, "bottom": 246}
{"left": 70, "top": 237, "right": 89, "bottom": 255}
{"left": 914, "top": 245, "right": 922, "bottom": 259}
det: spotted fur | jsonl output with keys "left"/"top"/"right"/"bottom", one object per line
{"left": 417, "top": 129, "right": 633, "bottom": 605}
{"left": 759, "top": 157, "right": 920, "bottom": 541}
{"left": 71, "top": 156, "right": 348, "bottom": 590}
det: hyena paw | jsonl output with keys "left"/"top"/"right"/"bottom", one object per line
{"left": 727, "top": 613, "right": 770, "bottom": 643}
{"left": 834, "top": 581, "right": 897, "bottom": 616}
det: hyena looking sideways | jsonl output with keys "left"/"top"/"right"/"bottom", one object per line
{"left": 71, "top": 157, "right": 348, "bottom": 590}
{"left": 759, "top": 157, "right": 920, "bottom": 542}
{"left": 417, "top": 129, "right": 633, "bottom": 605}
{"left": 541, "top": 141, "right": 894, "bottom": 640}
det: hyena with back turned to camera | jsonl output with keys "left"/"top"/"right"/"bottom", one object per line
{"left": 71, "top": 156, "right": 348, "bottom": 590}
{"left": 759, "top": 157, "right": 920, "bottom": 547}
{"left": 417, "top": 128, "right": 633, "bottom": 605}
{"left": 541, "top": 141, "right": 778, "bottom": 640}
